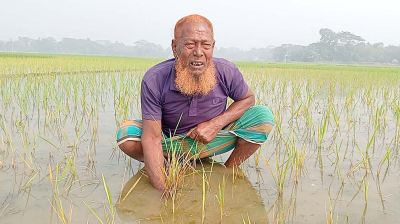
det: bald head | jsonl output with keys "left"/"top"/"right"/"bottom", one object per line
{"left": 174, "top": 14, "right": 214, "bottom": 39}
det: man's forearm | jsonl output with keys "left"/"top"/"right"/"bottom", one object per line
{"left": 141, "top": 137, "right": 165, "bottom": 190}
{"left": 211, "top": 92, "right": 255, "bottom": 129}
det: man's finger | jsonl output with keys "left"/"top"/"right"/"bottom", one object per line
{"left": 186, "top": 128, "right": 197, "bottom": 139}
{"left": 186, "top": 128, "right": 195, "bottom": 136}
{"left": 198, "top": 135, "right": 210, "bottom": 144}
{"left": 197, "top": 137, "right": 207, "bottom": 144}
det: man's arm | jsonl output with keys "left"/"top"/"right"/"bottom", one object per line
{"left": 141, "top": 119, "right": 165, "bottom": 191}
{"left": 188, "top": 89, "right": 255, "bottom": 143}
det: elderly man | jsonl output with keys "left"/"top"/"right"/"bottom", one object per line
{"left": 117, "top": 14, "right": 274, "bottom": 190}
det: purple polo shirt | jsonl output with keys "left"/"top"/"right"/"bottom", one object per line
{"left": 141, "top": 58, "right": 248, "bottom": 135}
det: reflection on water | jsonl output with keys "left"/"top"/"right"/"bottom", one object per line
{"left": 116, "top": 161, "right": 268, "bottom": 223}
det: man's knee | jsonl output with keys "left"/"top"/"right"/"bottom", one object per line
{"left": 236, "top": 137, "right": 260, "bottom": 148}
{"left": 246, "top": 105, "right": 274, "bottom": 122}
{"left": 119, "top": 140, "right": 142, "bottom": 157}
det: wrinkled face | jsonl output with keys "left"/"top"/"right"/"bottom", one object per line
{"left": 172, "top": 22, "right": 215, "bottom": 77}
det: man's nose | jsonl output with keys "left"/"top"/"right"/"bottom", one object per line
{"left": 193, "top": 44, "right": 204, "bottom": 57}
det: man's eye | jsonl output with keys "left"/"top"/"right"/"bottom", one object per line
{"left": 202, "top": 43, "right": 212, "bottom": 49}
{"left": 185, "top": 43, "right": 195, "bottom": 49}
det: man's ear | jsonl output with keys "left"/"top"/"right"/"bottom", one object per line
{"left": 171, "top": 39, "right": 178, "bottom": 58}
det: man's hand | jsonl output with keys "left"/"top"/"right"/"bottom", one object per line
{"left": 187, "top": 119, "right": 223, "bottom": 144}
{"left": 188, "top": 89, "right": 256, "bottom": 144}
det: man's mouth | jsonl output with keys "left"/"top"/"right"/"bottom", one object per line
{"left": 190, "top": 61, "right": 204, "bottom": 68}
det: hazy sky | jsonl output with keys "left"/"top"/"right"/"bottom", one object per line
{"left": 2, "top": 0, "right": 399, "bottom": 49}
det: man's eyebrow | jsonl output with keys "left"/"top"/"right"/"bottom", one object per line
{"left": 182, "top": 38, "right": 213, "bottom": 42}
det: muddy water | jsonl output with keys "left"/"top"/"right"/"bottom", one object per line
{"left": 0, "top": 71, "right": 399, "bottom": 223}
{"left": 117, "top": 162, "right": 268, "bottom": 223}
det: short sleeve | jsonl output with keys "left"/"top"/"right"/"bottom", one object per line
{"left": 223, "top": 64, "right": 249, "bottom": 101}
{"left": 141, "top": 80, "right": 162, "bottom": 120}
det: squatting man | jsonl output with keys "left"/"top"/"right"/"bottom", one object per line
{"left": 116, "top": 14, "right": 274, "bottom": 190}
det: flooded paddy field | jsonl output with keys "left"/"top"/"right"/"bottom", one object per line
{"left": 0, "top": 53, "right": 399, "bottom": 223}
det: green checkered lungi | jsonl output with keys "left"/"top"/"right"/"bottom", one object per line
{"left": 116, "top": 105, "right": 274, "bottom": 158}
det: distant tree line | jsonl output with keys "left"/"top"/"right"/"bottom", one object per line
{"left": 216, "top": 29, "right": 400, "bottom": 64}
{"left": 0, "top": 37, "right": 171, "bottom": 58}
{"left": 1, "top": 29, "right": 399, "bottom": 64}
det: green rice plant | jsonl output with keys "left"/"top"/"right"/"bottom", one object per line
{"left": 288, "top": 84, "right": 303, "bottom": 125}
{"left": 19, "top": 170, "right": 38, "bottom": 193}
{"left": 160, "top": 137, "right": 199, "bottom": 217}
{"left": 317, "top": 109, "right": 330, "bottom": 149}
{"left": 215, "top": 175, "right": 226, "bottom": 221}
{"left": 316, "top": 109, "right": 330, "bottom": 182}
{"left": 302, "top": 104, "right": 315, "bottom": 140}
{"left": 392, "top": 102, "right": 400, "bottom": 154}
{"left": 16, "top": 149, "right": 35, "bottom": 171}
{"left": 241, "top": 214, "right": 254, "bottom": 224}
{"left": 101, "top": 174, "right": 115, "bottom": 224}
{"left": 162, "top": 147, "right": 195, "bottom": 200}
{"left": 59, "top": 154, "right": 78, "bottom": 195}
{"left": 332, "top": 143, "right": 343, "bottom": 180}
{"left": 330, "top": 103, "right": 340, "bottom": 131}
{"left": 348, "top": 144, "right": 370, "bottom": 223}
{"left": 84, "top": 174, "right": 116, "bottom": 224}
{"left": 201, "top": 167, "right": 206, "bottom": 224}
{"left": 376, "top": 147, "right": 392, "bottom": 211}
{"left": 265, "top": 140, "right": 292, "bottom": 211}
{"left": 161, "top": 115, "right": 197, "bottom": 206}
{"left": 39, "top": 136, "right": 60, "bottom": 150}
{"left": 376, "top": 147, "right": 392, "bottom": 183}
{"left": 83, "top": 201, "right": 104, "bottom": 224}
{"left": 325, "top": 196, "right": 337, "bottom": 224}
{"left": 120, "top": 173, "right": 143, "bottom": 202}
{"left": 253, "top": 147, "right": 264, "bottom": 170}
{"left": 361, "top": 177, "right": 369, "bottom": 224}
{"left": 286, "top": 140, "right": 306, "bottom": 184}
{"left": 231, "top": 165, "right": 236, "bottom": 185}
{"left": 48, "top": 164, "right": 73, "bottom": 224}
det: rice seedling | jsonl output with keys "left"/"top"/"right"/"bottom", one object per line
{"left": 120, "top": 173, "right": 143, "bottom": 202}
{"left": 241, "top": 214, "right": 255, "bottom": 224}
{"left": 48, "top": 164, "right": 73, "bottom": 224}
{"left": 325, "top": 196, "right": 337, "bottom": 224}
{"left": 375, "top": 147, "right": 392, "bottom": 211}
{"left": 201, "top": 167, "right": 207, "bottom": 224}
{"left": 83, "top": 174, "right": 116, "bottom": 224}
{"left": 215, "top": 175, "right": 226, "bottom": 221}
{"left": 159, "top": 132, "right": 200, "bottom": 216}
{"left": 101, "top": 174, "right": 115, "bottom": 223}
